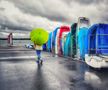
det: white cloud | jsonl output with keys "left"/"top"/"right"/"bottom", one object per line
{"left": 0, "top": 32, "right": 9, "bottom": 38}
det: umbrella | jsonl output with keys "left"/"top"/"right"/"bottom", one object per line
{"left": 30, "top": 28, "right": 49, "bottom": 45}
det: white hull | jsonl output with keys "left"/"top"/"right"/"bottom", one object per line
{"left": 55, "top": 29, "right": 60, "bottom": 55}
{"left": 55, "top": 35, "right": 58, "bottom": 54}
{"left": 85, "top": 54, "right": 108, "bottom": 68}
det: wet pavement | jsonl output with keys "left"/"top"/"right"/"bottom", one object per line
{"left": 0, "top": 46, "right": 108, "bottom": 90}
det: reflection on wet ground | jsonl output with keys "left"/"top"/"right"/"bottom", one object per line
{"left": 63, "top": 60, "right": 108, "bottom": 90}
{"left": 0, "top": 47, "right": 108, "bottom": 90}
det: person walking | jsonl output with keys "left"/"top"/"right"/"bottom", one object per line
{"left": 34, "top": 43, "right": 43, "bottom": 64}
{"left": 30, "top": 28, "right": 49, "bottom": 64}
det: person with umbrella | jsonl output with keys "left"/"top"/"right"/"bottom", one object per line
{"left": 30, "top": 28, "right": 49, "bottom": 64}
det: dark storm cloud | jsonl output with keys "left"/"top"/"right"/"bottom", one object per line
{"left": 0, "top": 14, "right": 31, "bottom": 31}
{"left": 0, "top": 0, "right": 108, "bottom": 36}
{"left": 0, "top": 23, "right": 31, "bottom": 31}
{"left": 8, "top": 0, "right": 108, "bottom": 23}
{"left": 8, "top": 0, "right": 68, "bottom": 23}
{"left": 64, "top": 0, "right": 108, "bottom": 5}
{"left": 0, "top": 0, "right": 63, "bottom": 34}
{"left": 76, "top": 0, "right": 102, "bottom": 4}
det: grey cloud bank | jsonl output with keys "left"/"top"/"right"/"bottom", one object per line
{"left": 0, "top": 0, "right": 108, "bottom": 37}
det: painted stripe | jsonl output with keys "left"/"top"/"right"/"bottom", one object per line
{"left": 0, "top": 56, "right": 36, "bottom": 60}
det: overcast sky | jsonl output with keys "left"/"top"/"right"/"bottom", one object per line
{"left": 0, "top": 0, "right": 108, "bottom": 37}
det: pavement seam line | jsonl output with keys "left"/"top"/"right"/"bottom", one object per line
{"left": 0, "top": 56, "right": 36, "bottom": 60}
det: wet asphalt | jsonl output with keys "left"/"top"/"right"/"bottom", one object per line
{"left": 0, "top": 46, "right": 108, "bottom": 90}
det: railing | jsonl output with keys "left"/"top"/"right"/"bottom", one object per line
{"left": 88, "top": 34, "right": 108, "bottom": 55}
